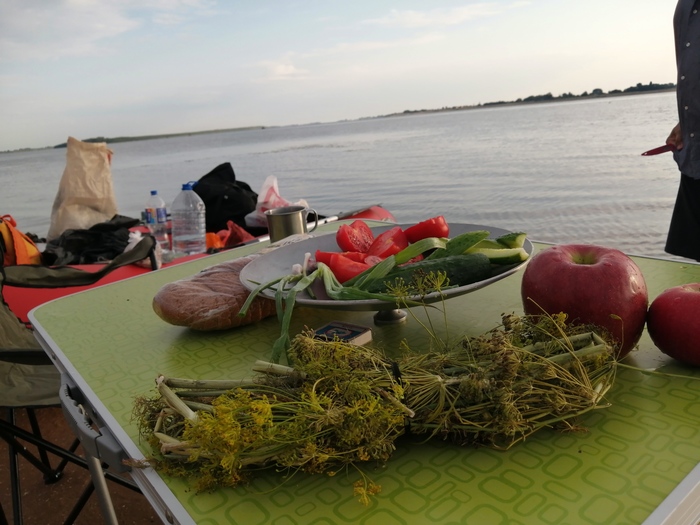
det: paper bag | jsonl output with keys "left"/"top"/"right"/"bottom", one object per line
{"left": 47, "top": 137, "right": 118, "bottom": 241}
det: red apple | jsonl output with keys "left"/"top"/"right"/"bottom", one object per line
{"left": 647, "top": 284, "right": 700, "bottom": 366}
{"left": 521, "top": 244, "right": 648, "bottom": 358}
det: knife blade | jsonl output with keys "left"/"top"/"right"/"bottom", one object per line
{"left": 320, "top": 203, "right": 383, "bottom": 224}
{"left": 641, "top": 144, "right": 675, "bottom": 156}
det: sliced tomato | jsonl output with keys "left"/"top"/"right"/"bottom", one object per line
{"left": 336, "top": 220, "right": 374, "bottom": 253}
{"left": 315, "top": 249, "right": 366, "bottom": 266}
{"left": 328, "top": 253, "right": 371, "bottom": 283}
{"left": 366, "top": 226, "right": 409, "bottom": 259}
{"left": 341, "top": 251, "right": 367, "bottom": 263}
{"left": 315, "top": 249, "right": 334, "bottom": 266}
{"left": 403, "top": 216, "right": 450, "bottom": 244}
{"left": 364, "top": 255, "right": 385, "bottom": 267}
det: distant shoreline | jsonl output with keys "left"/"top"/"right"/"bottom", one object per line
{"left": 378, "top": 86, "right": 676, "bottom": 119}
{"left": 1, "top": 83, "right": 676, "bottom": 154}
{"left": 50, "top": 126, "right": 268, "bottom": 149}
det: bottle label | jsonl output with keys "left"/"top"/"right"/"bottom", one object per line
{"left": 156, "top": 207, "right": 168, "bottom": 223}
{"left": 145, "top": 207, "right": 156, "bottom": 224}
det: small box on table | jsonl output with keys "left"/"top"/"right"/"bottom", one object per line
{"left": 313, "top": 321, "right": 373, "bottom": 346}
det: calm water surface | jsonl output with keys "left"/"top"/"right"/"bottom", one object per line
{"left": 0, "top": 91, "right": 681, "bottom": 259}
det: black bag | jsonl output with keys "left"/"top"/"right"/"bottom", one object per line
{"left": 41, "top": 215, "right": 142, "bottom": 265}
{"left": 193, "top": 163, "right": 258, "bottom": 233}
{"left": 1, "top": 234, "right": 156, "bottom": 365}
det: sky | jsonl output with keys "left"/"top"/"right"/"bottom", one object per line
{"left": 0, "top": 0, "right": 678, "bottom": 151}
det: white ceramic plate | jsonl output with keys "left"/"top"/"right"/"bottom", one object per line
{"left": 239, "top": 223, "right": 534, "bottom": 312}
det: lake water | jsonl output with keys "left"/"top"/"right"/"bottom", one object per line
{"left": 0, "top": 91, "right": 682, "bottom": 259}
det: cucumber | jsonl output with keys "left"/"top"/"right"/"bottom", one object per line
{"left": 468, "top": 247, "right": 529, "bottom": 265}
{"left": 466, "top": 238, "right": 503, "bottom": 252}
{"left": 426, "top": 230, "right": 490, "bottom": 260}
{"left": 496, "top": 231, "right": 528, "bottom": 249}
{"left": 363, "top": 253, "right": 492, "bottom": 293}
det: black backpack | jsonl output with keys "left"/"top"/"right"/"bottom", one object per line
{"left": 193, "top": 163, "right": 259, "bottom": 234}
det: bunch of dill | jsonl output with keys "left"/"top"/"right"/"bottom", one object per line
{"left": 133, "top": 313, "right": 617, "bottom": 504}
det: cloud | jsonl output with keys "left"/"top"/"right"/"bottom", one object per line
{"left": 0, "top": 0, "right": 215, "bottom": 62}
{"left": 363, "top": 4, "right": 507, "bottom": 28}
{"left": 250, "top": 3, "right": 529, "bottom": 84}
{"left": 253, "top": 33, "right": 445, "bottom": 84}
{"left": 326, "top": 33, "right": 444, "bottom": 54}
{"left": 257, "top": 59, "right": 310, "bottom": 81}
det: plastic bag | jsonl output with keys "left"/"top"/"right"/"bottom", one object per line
{"left": 47, "top": 137, "right": 118, "bottom": 241}
{"left": 126, "top": 230, "right": 162, "bottom": 269}
{"left": 244, "top": 176, "right": 308, "bottom": 229}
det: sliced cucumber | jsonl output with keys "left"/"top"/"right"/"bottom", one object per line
{"left": 496, "top": 232, "right": 528, "bottom": 249}
{"left": 466, "top": 238, "right": 504, "bottom": 252}
{"left": 470, "top": 247, "right": 529, "bottom": 265}
{"left": 426, "top": 230, "right": 490, "bottom": 260}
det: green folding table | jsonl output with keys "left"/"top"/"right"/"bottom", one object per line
{"left": 30, "top": 221, "right": 700, "bottom": 525}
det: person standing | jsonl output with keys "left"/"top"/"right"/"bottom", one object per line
{"left": 665, "top": 0, "right": 700, "bottom": 261}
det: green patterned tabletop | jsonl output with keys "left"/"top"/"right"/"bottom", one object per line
{"left": 30, "top": 222, "right": 700, "bottom": 525}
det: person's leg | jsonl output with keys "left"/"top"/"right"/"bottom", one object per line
{"left": 665, "top": 173, "right": 700, "bottom": 261}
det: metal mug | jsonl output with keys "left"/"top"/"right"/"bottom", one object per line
{"left": 265, "top": 205, "right": 319, "bottom": 243}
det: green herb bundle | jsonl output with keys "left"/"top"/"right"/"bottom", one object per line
{"left": 133, "top": 313, "right": 616, "bottom": 503}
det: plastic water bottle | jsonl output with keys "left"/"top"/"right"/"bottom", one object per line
{"left": 170, "top": 182, "right": 207, "bottom": 256}
{"left": 145, "top": 190, "right": 170, "bottom": 253}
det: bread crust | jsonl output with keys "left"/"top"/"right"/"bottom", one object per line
{"left": 152, "top": 255, "right": 276, "bottom": 330}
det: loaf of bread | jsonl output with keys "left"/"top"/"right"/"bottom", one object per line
{"left": 152, "top": 255, "right": 277, "bottom": 331}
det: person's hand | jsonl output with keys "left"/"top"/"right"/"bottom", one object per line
{"left": 667, "top": 123, "right": 683, "bottom": 150}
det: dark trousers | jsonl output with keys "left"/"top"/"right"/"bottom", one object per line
{"left": 666, "top": 173, "right": 700, "bottom": 261}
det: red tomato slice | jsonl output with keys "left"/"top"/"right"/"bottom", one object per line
{"left": 315, "top": 249, "right": 334, "bottom": 266}
{"left": 315, "top": 250, "right": 366, "bottom": 266}
{"left": 403, "top": 216, "right": 450, "bottom": 244}
{"left": 336, "top": 220, "right": 374, "bottom": 252}
{"left": 367, "top": 226, "right": 409, "bottom": 259}
{"left": 341, "top": 251, "right": 368, "bottom": 263}
{"left": 364, "top": 255, "right": 384, "bottom": 267}
{"left": 328, "top": 253, "right": 371, "bottom": 283}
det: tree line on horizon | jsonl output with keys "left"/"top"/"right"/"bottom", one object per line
{"left": 401, "top": 81, "right": 676, "bottom": 115}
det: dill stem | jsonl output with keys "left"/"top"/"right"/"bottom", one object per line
{"left": 546, "top": 342, "right": 608, "bottom": 365}
{"left": 253, "top": 360, "right": 303, "bottom": 377}
{"left": 374, "top": 388, "right": 415, "bottom": 418}
{"left": 157, "top": 376, "right": 198, "bottom": 422}
{"left": 164, "top": 377, "right": 257, "bottom": 389}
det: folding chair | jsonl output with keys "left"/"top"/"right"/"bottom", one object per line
{"left": 0, "top": 236, "right": 156, "bottom": 525}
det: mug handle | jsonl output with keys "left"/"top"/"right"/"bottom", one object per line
{"left": 307, "top": 208, "right": 319, "bottom": 233}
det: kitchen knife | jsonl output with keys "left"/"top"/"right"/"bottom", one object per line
{"left": 320, "top": 203, "right": 384, "bottom": 224}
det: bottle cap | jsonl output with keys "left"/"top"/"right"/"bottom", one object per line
{"left": 150, "top": 190, "right": 158, "bottom": 195}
